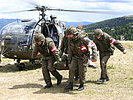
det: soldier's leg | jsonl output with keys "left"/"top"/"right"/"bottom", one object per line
{"left": 64, "top": 58, "right": 78, "bottom": 91}
{"left": 42, "top": 60, "right": 52, "bottom": 86}
{"left": 78, "top": 59, "right": 87, "bottom": 85}
{"left": 77, "top": 58, "right": 87, "bottom": 91}
{"left": 74, "top": 67, "right": 79, "bottom": 81}
{"left": 48, "top": 58, "right": 62, "bottom": 85}
{"left": 100, "top": 53, "right": 110, "bottom": 79}
{"left": 69, "top": 58, "right": 78, "bottom": 83}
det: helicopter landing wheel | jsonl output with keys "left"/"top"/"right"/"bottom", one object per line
{"left": 17, "top": 63, "right": 25, "bottom": 71}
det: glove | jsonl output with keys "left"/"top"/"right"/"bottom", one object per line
{"left": 123, "top": 50, "right": 127, "bottom": 54}
{"left": 54, "top": 58, "right": 62, "bottom": 65}
{"left": 57, "top": 58, "right": 62, "bottom": 62}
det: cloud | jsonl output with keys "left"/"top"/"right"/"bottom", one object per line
{"left": 0, "top": 0, "right": 133, "bottom": 22}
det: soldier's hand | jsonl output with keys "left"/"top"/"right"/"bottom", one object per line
{"left": 64, "top": 64, "right": 66, "bottom": 67}
{"left": 123, "top": 50, "right": 127, "bottom": 54}
{"left": 59, "top": 58, "right": 62, "bottom": 62}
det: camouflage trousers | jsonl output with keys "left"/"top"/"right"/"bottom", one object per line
{"left": 69, "top": 55, "right": 88, "bottom": 84}
{"left": 100, "top": 52, "right": 111, "bottom": 79}
{"left": 42, "top": 58, "right": 62, "bottom": 85}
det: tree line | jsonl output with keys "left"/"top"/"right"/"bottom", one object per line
{"left": 83, "top": 16, "right": 133, "bottom": 40}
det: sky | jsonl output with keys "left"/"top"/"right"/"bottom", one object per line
{"left": 0, "top": 0, "right": 133, "bottom": 22}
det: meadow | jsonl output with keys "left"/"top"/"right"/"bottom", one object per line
{"left": 0, "top": 41, "right": 133, "bottom": 100}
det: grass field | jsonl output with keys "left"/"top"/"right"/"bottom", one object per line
{"left": 0, "top": 41, "right": 133, "bottom": 100}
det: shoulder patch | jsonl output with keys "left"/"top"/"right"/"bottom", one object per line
{"left": 51, "top": 46, "right": 57, "bottom": 52}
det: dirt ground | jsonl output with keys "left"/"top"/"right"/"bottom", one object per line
{"left": 0, "top": 41, "right": 133, "bottom": 100}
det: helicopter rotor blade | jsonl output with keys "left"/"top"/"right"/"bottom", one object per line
{"left": 0, "top": 9, "right": 38, "bottom": 14}
{"left": 0, "top": 34, "right": 32, "bottom": 36}
{"left": 47, "top": 8, "right": 121, "bottom": 14}
{"left": 0, "top": 5, "right": 123, "bottom": 15}
{"left": 25, "top": 1, "right": 40, "bottom": 7}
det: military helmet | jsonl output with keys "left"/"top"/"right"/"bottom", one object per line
{"left": 66, "top": 26, "right": 78, "bottom": 35}
{"left": 94, "top": 29, "right": 103, "bottom": 36}
{"left": 34, "top": 33, "right": 45, "bottom": 42}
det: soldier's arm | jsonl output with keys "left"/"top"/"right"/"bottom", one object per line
{"left": 59, "top": 37, "right": 65, "bottom": 57}
{"left": 68, "top": 40, "right": 72, "bottom": 64}
{"left": 81, "top": 37, "right": 90, "bottom": 57}
{"left": 68, "top": 47, "right": 72, "bottom": 64}
{"left": 32, "top": 44, "right": 39, "bottom": 59}
{"left": 109, "top": 37, "right": 125, "bottom": 52}
{"left": 93, "top": 37, "right": 100, "bottom": 51}
{"left": 49, "top": 41, "right": 60, "bottom": 61}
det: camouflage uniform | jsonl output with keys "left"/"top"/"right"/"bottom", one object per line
{"left": 32, "top": 33, "right": 62, "bottom": 87}
{"left": 93, "top": 29, "right": 126, "bottom": 82}
{"left": 60, "top": 30, "right": 80, "bottom": 78}
{"left": 64, "top": 26, "right": 90, "bottom": 91}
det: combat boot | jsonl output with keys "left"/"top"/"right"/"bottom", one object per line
{"left": 57, "top": 75, "right": 63, "bottom": 85}
{"left": 77, "top": 84, "right": 84, "bottom": 91}
{"left": 88, "top": 65, "right": 98, "bottom": 69}
{"left": 97, "top": 78, "right": 109, "bottom": 83}
{"left": 64, "top": 82, "right": 73, "bottom": 91}
{"left": 44, "top": 83, "right": 53, "bottom": 88}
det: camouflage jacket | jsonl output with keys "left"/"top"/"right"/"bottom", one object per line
{"left": 32, "top": 37, "right": 60, "bottom": 61}
{"left": 68, "top": 37, "right": 90, "bottom": 64}
{"left": 93, "top": 32, "right": 125, "bottom": 54}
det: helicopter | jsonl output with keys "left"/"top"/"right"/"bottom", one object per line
{"left": 0, "top": 4, "right": 120, "bottom": 70}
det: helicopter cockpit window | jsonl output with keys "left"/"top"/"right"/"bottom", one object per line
{"left": 0, "top": 21, "right": 36, "bottom": 51}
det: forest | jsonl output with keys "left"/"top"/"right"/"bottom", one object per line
{"left": 84, "top": 16, "right": 133, "bottom": 40}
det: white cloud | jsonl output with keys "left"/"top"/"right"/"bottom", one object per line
{"left": 0, "top": 0, "right": 133, "bottom": 22}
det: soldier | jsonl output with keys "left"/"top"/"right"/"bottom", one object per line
{"left": 59, "top": 28, "right": 79, "bottom": 80}
{"left": 64, "top": 26, "right": 90, "bottom": 91}
{"left": 85, "top": 37, "right": 98, "bottom": 69}
{"left": 32, "top": 33, "right": 62, "bottom": 88}
{"left": 93, "top": 29, "right": 127, "bottom": 83}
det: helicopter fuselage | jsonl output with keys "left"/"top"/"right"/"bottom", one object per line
{"left": 0, "top": 19, "right": 65, "bottom": 60}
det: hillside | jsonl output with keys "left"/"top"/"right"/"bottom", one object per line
{"left": 64, "top": 21, "right": 92, "bottom": 28}
{"left": 0, "top": 18, "right": 92, "bottom": 30}
{"left": 84, "top": 16, "right": 133, "bottom": 40}
{"left": 83, "top": 16, "right": 133, "bottom": 30}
